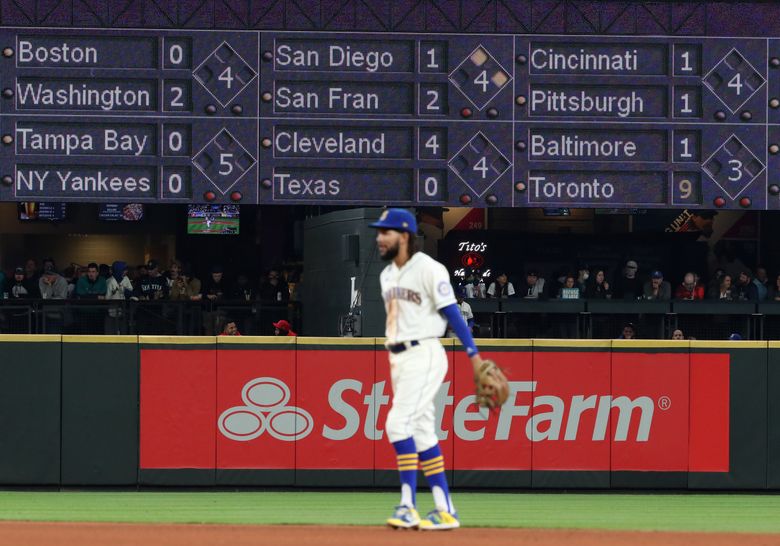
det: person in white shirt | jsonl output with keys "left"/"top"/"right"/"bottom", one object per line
{"left": 486, "top": 272, "right": 515, "bottom": 298}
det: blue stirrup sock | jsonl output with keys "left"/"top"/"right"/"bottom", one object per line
{"left": 419, "top": 444, "right": 455, "bottom": 514}
{"left": 392, "top": 438, "right": 418, "bottom": 508}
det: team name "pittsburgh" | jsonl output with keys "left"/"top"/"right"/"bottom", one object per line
{"left": 383, "top": 286, "right": 422, "bottom": 305}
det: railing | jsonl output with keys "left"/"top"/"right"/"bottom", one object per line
{"left": 0, "top": 299, "right": 300, "bottom": 336}
{"left": 466, "top": 298, "right": 777, "bottom": 340}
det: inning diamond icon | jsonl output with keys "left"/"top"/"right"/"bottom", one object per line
{"left": 703, "top": 48, "right": 765, "bottom": 113}
{"left": 448, "top": 45, "right": 512, "bottom": 110}
{"left": 192, "top": 129, "right": 256, "bottom": 194}
{"left": 194, "top": 42, "right": 257, "bottom": 107}
{"left": 702, "top": 135, "right": 765, "bottom": 199}
{"left": 448, "top": 132, "right": 510, "bottom": 197}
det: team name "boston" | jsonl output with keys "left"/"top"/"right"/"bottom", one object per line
{"left": 383, "top": 286, "right": 421, "bottom": 305}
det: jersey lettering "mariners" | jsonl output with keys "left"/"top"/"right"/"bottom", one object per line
{"left": 382, "top": 286, "right": 422, "bottom": 305}
{"left": 380, "top": 252, "right": 456, "bottom": 343}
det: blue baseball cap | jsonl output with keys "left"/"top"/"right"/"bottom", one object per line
{"left": 369, "top": 208, "right": 417, "bottom": 234}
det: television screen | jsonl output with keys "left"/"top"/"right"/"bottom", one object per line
{"left": 98, "top": 203, "right": 144, "bottom": 221}
{"left": 187, "top": 204, "right": 240, "bottom": 234}
{"left": 18, "top": 202, "right": 67, "bottom": 221}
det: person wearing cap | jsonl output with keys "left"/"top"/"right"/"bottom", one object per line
{"left": 136, "top": 259, "right": 169, "bottom": 301}
{"left": 273, "top": 319, "right": 296, "bottom": 336}
{"left": 447, "top": 288, "right": 474, "bottom": 338}
{"left": 619, "top": 322, "right": 637, "bottom": 339}
{"left": 8, "top": 267, "right": 29, "bottom": 299}
{"left": 614, "top": 260, "right": 642, "bottom": 300}
{"left": 487, "top": 272, "right": 515, "bottom": 299}
{"left": 642, "top": 270, "right": 671, "bottom": 300}
{"left": 39, "top": 261, "right": 68, "bottom": 299}
{"left": 522, "top": 270, "right": 546, "bottom": 299}
{"left": 370, "top": 208, "right": 486, "bottom": 531}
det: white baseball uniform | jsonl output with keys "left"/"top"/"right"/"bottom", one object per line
{"left": 380, "top": 252, "right": 456, "bottom": 451}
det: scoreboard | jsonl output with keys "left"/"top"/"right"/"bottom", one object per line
{"left": 1, "top": 28, "right": 779, "bottom": 209}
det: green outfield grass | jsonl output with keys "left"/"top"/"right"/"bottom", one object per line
{"left": 1, "top": 491, "right": 780, "bottom": 533}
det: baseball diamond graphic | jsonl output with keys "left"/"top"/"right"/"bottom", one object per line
{"left": 218, "top": 377, "right": 314, "bottom": 441}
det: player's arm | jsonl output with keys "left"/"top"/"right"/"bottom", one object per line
{"left": 428, "top": 264, "right": 484, "bottom": 377}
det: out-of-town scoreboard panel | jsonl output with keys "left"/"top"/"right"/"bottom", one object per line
{"left": 1, "top": 28, "right": 778, "bottom": 209}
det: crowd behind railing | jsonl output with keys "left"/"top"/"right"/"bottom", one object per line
{"left": 0, "top": 257, "right": 301, "bottom": 336}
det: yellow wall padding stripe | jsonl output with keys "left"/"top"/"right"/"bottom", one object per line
{"left": 298, "top": 337, "right": 376, "bottom": 346}
{"left": 217, "top": 336, "right": 295, "bottom": 345}
{"left": 139, "top": 336, "right": 215, "bottom": 345}
{"left": 693, "top": 340, "right": 767, "bottom": 349}
{"left": 534, "top": 339, "right": 611, "bottom": 348}
{"left": 63, "top": 335, "right": 137, "bottom": 344}
{"left": 612, "top": 339, "right": 691, "bottom": 349}
{"left": 0, "top": 334, "right": 60, "bottom": 343}
{"left": 456, "top": 338, "right": 533, "bottom": 348}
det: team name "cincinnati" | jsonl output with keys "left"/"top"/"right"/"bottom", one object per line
{"left": 383, "top": 287, "right": 421, "bottom": 305}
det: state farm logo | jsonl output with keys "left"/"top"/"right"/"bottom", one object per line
{"left": 218, "top": 377, "right": 314, "bottom": 442}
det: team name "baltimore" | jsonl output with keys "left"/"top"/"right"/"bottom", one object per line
{"left": 383, "top": 286, "right": 421, "bottom": 305}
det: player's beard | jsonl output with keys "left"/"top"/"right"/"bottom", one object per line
{"left": 380, "top": 240, "right": 400, "bottom": 261}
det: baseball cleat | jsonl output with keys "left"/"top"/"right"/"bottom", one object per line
{"left": 418, "top": 509, "right": 460, "bottom": 530}
{"left": 386, "top": 505, "right": 421, "bottom": 529}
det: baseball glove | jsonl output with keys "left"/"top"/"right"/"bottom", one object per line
{"left": 475, "top": 359, "right": 509, "bottom": 409}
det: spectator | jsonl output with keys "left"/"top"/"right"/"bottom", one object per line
{"left": 729, "top": 333, "right": 742, "bottom": 341}
{"left": 165, "top": 260, "right": 182, "bottom": 290}
{"left": 219, "top": 318, "right": 241, "bottom": 336}
{"left": 734, "top": 270, "right": 759, "bottom": 301}
{"left": 557, "top": 275, "right": 582, "bottom": 299}
{"left": 273, "top": 319, "right": 297, "bottom": 336}
{"left": 136, "top": 260, "right": 168, "bottom": 300}
{"left": 259, "top": 268, "right": 289, "bottom": 303}
{"left": 643, "top": 270, "right": 672, "bottom": 300}
{"left": 619, "top": 322, "right": 637, "bottom": 339}
{"left": 614, "top": 260, "right": 642, "bottom": 300}
{"left": 521, "top": 270, "right": 546, "bottom": 299}
{"left": 231, "top": 273, "right": 254, "bottom": 301}
{"left": 62, "top": 265, "right": 78, "bottom": 298}
{"left": 105, "top": 261, "right": 134, "bottom": 334}
{"left": 671, "top": 329, "right": 685, "bottom": 340}
{"left": 76, "top": 263, "right": 107, "bottom": 299}
{"left": 448, "top": 289, "right": 474, "bottom": 338}
{"left": 39, "top": 262, "right": 68, "bottom": 299}
{"left": 769, "top": 274, "right": 780, "bottom": 302}
{"left": 709, "top": 274, "right": 734, "bottom": 301}
{"left": 576, "top": 264, "right": 590, "bottom": 292}
{"left": 7, "top": 267, "right": 30, "bottom": 299}
{"left": 753, "top": 266, "right": 769, "bottom": 301}
{"left": 674, "top": 272, "right": 704, "bottom": 300}
{"left": 169, "top": 265, "right": 201, "bottom": 301}
{"left": 487, "top": 272, "right": 516, "bottom": 298}
{"left": 584, "top": 269, "right": 612, "bottom": 299}
{"left": 98, "top": 263, "right": 111, "bottom": 279}
{"left": 201, "top": 265, "right": 230, "bottom": 335}
{"left": 24, "top": 258, "right": 39, "bottom": 286}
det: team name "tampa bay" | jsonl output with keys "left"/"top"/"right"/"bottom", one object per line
{"left": 383, "top": 286, "right": 421, "bottom": 305}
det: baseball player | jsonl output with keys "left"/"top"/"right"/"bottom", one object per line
{"left": 370, "top": 208, "right": 484, "bottom": 531}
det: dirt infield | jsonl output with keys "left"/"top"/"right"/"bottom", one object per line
{"left": 1, "top": 522, "right": 779, "bottom": 546}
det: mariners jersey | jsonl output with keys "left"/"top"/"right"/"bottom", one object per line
{"left": 379, "top": 252, "right": 457, "bottom": 343}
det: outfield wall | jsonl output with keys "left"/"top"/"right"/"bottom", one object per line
{"left": 0, "top": 335, "right": 774, "bottom": 489}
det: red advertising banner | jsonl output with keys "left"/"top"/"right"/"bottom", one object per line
{"left": 139, "top": 341, "right": 731, "bottom": 475}
{"left": 139, "top": 343, "right": 216, "bottom": 469}
{"left": 215, "top": 339, "right": 296, "bottom": 470}
{"left": 452, "top": 342, "right": 533, "bottom": 471}
{"left": 296, "top": 339, "right": 376, "bottom": 470}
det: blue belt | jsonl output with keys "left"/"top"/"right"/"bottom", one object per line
{"left": 387, "top": 340, "right": 420, "bottom": 354}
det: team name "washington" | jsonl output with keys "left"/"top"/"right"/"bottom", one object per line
{"left": 383, "top": 287, "right": 421, "bottom": 305}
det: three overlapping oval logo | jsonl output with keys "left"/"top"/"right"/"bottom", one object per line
{"left": 218, "top": 377, "right": 314, "bottom": 442}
